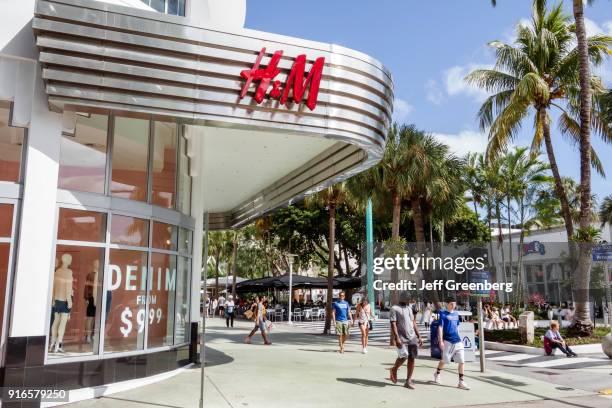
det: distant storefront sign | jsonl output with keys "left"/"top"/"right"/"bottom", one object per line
{"left": 592, "top": 244, "right": 612, "bottom": 262}
{"left": 469, "top": 270, "right": 491, "bottom": 298}
{"left": 521, "top": 241, "right": 546, "bottom": 256}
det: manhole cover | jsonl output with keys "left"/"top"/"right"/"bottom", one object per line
{"left": 533, "top": 371, "right": 560, "bottom": 375}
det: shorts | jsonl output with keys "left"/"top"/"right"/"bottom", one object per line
{"left": 397, "top": 343, "right": 418, "bottom": 359}
{"left": 442, "top": 340, "right": 465, "bottom": 364}
{"left": 257, "top": 320, "right": 266, "bottom": 333}
{"left": 53, "top": 300, "right": 71, "bottom": 314}
{"left": 335, "top": 321, "right": 350, "bottom": 336}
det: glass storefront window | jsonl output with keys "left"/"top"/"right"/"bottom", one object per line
{"left": 152, "top": 221, "right": 177, "bottom": 251}
{"left": 0, "top": 203, "right": 13, "bottom": 237}
{"left": 58, "top": 113, "right": 108, "bottom": 194}
{"left": 111, "top": 117, "right": 149, "bottom": 202}
{"left": 48, "top": 245, "right": 105, "bottom": 358}
{"left": 148, "top": 253, "right": 176, "bottom": 348}
{"left": 51, "top": 206, "right": 193, "bottom": 359}
{"left": 111, "top": 215, "right": 149, "bottom": 247}
{"left": 177, "top": 133, "right": 191, "bottom": 215}
{"left": 0, "top": 243, "right": 9, "bottom": 341}
{"left": 175, "top": 256, "right": 190, "bottom": 344}
{"left": 151, "top": 122, "right": 177, "bottom": 209}
{"left": 178, "top": 228, "right": 192, "bottom": 255}
{"left": 104, "top": 249, "right": 148, "bottom": 353}
{"left": 57, "top": 208, "right": 106, "bottom": 243}
{"left": 0, "top": 203, "right": 14, "bottom": 350}
{"left": 0, "top": 104, "right": 24, "bottom": 183}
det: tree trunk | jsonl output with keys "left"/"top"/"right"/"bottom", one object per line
{"left": 231, "top": 232, "right": 238, "bottom": 298}
{"left": 570, "top": 0, "right": 594, "bottom": 336}
{"left": 506, "top": 193, "right": 513, "bottom": 296}
{"left": 495, "top": 200, "right": 507, "bottom": 287}
{"left": 540, "top": 107, "right": 574, "bottom": 240}
{"left": 342, "top": 244, "right": 350, "bottom": 276}
{"left": 324, "top": 203, "right": 336, "bottom": 335}
{"left": 411, "top": 198, "right": 426, "bottom": 249}
{"left": 517, "top": 197, "right": 528, "bottom": 308}
{"left": 389, "top": 190, "right": 402, "bottom": 308}
{"left": 214, "top": 254, "right": 220, "bottom": 298}
{"left": 391, "top": 189, "right": 401, "bottom": 239}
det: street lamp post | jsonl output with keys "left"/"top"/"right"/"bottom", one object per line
{"left": 287, "top": 254, "right": 297, "bottom": 324}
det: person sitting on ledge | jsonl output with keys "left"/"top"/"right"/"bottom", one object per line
{"left": 545, "top": 321, "right": 577, "bottom": 358}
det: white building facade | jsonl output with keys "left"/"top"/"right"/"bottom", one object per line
{"left": 0, "top": 0, "right": 392, "bottom": 399}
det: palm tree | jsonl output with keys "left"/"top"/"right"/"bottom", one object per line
{"left": 464, "top": 152, "right": 485, "bottom": 216}
{"left": 467, "top": 0, "right": 611, "bottom": 246}
{"left": 599, "top": 196, "right": 612, "bottom": 227}
{"left": 404, "top": 130, "right": 465, "bottom": 249}
{"left": 347, "top": 123, "right": 417, "bottom": 306}
{"left": 503, "top": 147, "right": 552, "bottom": 306}
{"left": 309, "top": 183, "right": 349, "bottom": 335}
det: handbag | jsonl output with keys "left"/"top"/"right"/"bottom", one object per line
{"left": 265, "top": 320, "right": 273, "bottom": 332}
{"left": 244, "top": 309, "right": 254, "bottom": 320}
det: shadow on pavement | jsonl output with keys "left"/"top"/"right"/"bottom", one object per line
{"left": 481, "top": 376, "right": 528, "bottom": 387}
{"left": 99, "top": 396, "right": 183, "bottom": 408}
{"left": 337, "top": 378, "right": 398, "bottom": 388}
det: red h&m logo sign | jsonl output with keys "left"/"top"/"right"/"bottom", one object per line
{"left": 239, "top": 48, "right": 325, "bottom": 111}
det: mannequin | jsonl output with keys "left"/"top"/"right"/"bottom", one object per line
{"left": 84, "top": 259, "right": 99, "bottom": 343}
{"left": 50, "top": 253, "right": 74, "bottom": 353}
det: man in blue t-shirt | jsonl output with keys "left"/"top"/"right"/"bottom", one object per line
{"left": 331, "top": 292, "right": 353, "bottom": 353}
{"left": 434, "top": 299, "right": 470, "bottom": 390}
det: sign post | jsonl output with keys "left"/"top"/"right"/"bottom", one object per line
{"left": 470, "top": 270, "right": 490, "bottom": 373}
{"left": 366, "top": 198, "right": 375, "bottom": 313}
{"left": 288, "top": 254, "right": 297, "bottom": 324}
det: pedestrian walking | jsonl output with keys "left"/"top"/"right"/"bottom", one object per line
{"left": 389, "top": 292, "right": 423, "bottom": 389}
{"left": 212, "top": 298, "right": 218, "bottom": 317}
{"left": 225, "top": 295, "right": 235, "bottom": 328}
{"left": 244, "top": 296, "right": 271, "bottom": 345}
{"left": 218, "top": 294, "right": 226, "bottom": 317}
{"left": 332, "top": 291, "right": 352, "bottom": 353}
{"left": 421, "top": 302, "right": 432, "bottom": 330}
{"left": 434, "top": 299, "right": 470, "bottom": 390}
{"left": 354, "top": 296, "right": 373, "bottom": 354}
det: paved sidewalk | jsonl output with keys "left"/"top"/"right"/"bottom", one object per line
{"left": 66, "top": 318, "right": 606, "bottom": 408}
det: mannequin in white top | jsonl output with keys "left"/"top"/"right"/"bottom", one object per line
{"left": 84, "top": 259, "right": 99, "bottom": 343}
{"left": 50, "top": 253, "right": 74, "bottom": 353}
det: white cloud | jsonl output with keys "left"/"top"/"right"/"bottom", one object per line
{"left": 425, "top": 79, "right": 444, "bottom": 105}
{"left": 432, "top": 130, "right": 489, "bottom": 157}
{"left": 503, "top": 18, "right": 531, "bottom": 43}
{"left": 444, "top": 64, "right": 491, "bottom": 102}
{"left": 392, "top": 97, "right": 414, "bottom": 123}
{"left": 583, "top": 19, "right": 612, "bottom": 85}
{"left": 583, "top": 17, "right": 612, "bottom": 37}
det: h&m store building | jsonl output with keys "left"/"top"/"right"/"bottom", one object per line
{"left": 0, "top": 0, "right": 392, "bottom": 402}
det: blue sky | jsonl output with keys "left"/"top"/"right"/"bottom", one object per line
{"left": 246, "top": 0, "right": 612, "bottom": 200}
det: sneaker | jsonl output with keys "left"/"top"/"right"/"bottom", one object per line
{"left": 404, "top": 380, "right": 415, "bottom": 389}
{"left": 458, "top": 380, "right": 470, "bottom": 390}
{"left": 433, "top": 372, "right": 441, "bottom": 384}
{"left": 362, "top": 347, "right": 367, "bottom": 354}
{"left": 244, "top": 337, "right": 251, "bottom": 344}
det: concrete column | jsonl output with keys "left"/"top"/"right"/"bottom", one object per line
{"left": 10, "top": 72, "right": 62, "bottom": 337}
{"left": 187, "top": 125, "right": 205, "bottom": 323}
